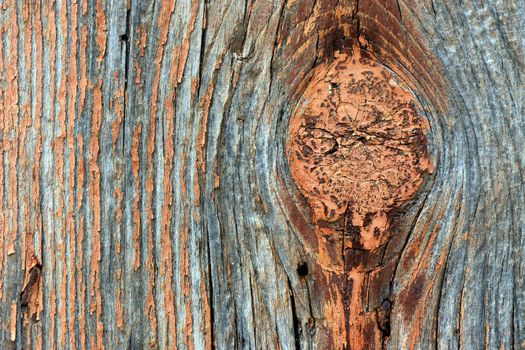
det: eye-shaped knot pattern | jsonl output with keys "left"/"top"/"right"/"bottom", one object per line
{"left": 288, "top": 50, "right": 431, "bottom": 246}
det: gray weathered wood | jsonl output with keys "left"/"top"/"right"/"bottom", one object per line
{"left": 0, "top": 0, "right": 523, "bottom": 349}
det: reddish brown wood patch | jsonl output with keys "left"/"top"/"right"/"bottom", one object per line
{"left": 287, "top": 47, "right": 432, "bottom": 349}
{"left": 288, "top": 48, "right": 431, "bottom": 240}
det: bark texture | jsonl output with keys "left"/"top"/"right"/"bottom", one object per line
{"left": 0, "top": 0, "right": 524, "bottom": 349}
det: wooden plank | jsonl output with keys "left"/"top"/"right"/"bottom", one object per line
{"left": 0, "top": 0, "right": 523, "bottom": 349}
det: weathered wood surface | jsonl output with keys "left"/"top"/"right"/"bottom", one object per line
{"left": 0, "top": 0, "right": 523, "bottom": 349}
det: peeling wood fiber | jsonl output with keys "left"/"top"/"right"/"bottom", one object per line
{"left": 286, "top": 47, "right": 432, "bottom": 349}
{"left": 0, "top": 0, "right": 524, "bottom": 349}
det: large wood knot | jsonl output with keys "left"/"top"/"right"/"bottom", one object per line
{"left": 287, "top": 49, "right": 431, "bottom": 252}
{"left": 286, "top": 46, "right": 433, "bottom": 350}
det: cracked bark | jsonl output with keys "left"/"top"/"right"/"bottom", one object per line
{"left": 0, "top": 0, "right": 524, "bottom": 349}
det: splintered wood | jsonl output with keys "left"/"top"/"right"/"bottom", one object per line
{"left": 287, "top": 48, "right": 432, "bottom": 349}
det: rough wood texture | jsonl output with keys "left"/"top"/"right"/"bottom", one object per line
{"left": 0, "top": 0, "right": 523, "bottom": 349}
{"left": 287, "top": 48, "right": 432, "bottom": 349}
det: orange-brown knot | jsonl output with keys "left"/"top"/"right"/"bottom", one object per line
{"left": 287, "top": 49, "right": 431, "bottom": 252}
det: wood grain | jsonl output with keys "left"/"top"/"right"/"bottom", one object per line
{"left": 0, "top": 0, "right": 523, "bottom": 349}
{"left": 287, "top": 47, "right": 432, "bottom": 349}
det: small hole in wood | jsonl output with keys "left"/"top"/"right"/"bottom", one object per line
{"left": 297, "top": 262, "right": 309, "bottom": 277}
